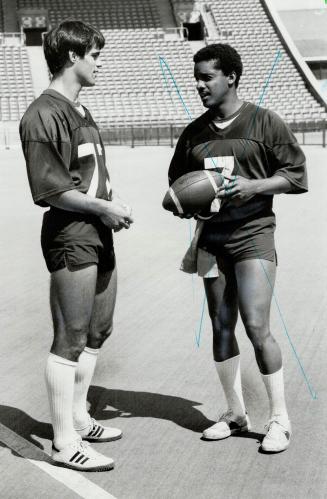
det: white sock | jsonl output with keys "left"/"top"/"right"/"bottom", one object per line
{"left": 215, "top": 355, "right": 246, "bottom": 416}
{"left": 261, "top": 367, "right": 288, "bottom": 420}
{"left": 73, "top": 346, "right": 99, "bottom": 430}
{"left": 45, "top": 353, "right": 78, "bottom": 450}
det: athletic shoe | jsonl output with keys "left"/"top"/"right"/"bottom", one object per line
{"left": 261, "top": 418, "right": 291, "bottom": 453}
{"left": 202, "top": 410, "right": 251, "bottom": 440}
{"left": 52, "top": 438, "right": 114, "bottom": 471}
{"left": 76, "top": 415, "right": 122, "bottom": 442}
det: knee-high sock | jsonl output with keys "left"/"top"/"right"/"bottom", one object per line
{"left": 215, "top": 355, "right": 246, "bottom": 416}
{"left": 73, "top": 346, "right": 99, "bottom": 430}
{"left": 45, "top": 353, "right": 77, "bottom": 450}
{"left": 261, "top": 367, "right": 288, "bottom": 420}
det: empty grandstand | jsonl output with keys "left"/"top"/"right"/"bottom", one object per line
{"left": 0, "top": 0, "right": 326, "bottom": 146}
{"left": 17, "top": 0, "right": 161, "bottom": 30}
{"left": 0, "top": 43, "right": 34, "bottom": 121}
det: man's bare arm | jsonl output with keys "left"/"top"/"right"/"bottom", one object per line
{"left": 46, "top": 190, "right": 133, "bottom": 230}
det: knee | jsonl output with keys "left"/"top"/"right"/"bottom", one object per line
{"left": 208, "top": 306, "right": 225, "bottom": 329}
{"left": 53, "top": 323, "right": 88, "bottom": 361}
{"left": 209, "top": 308, "right": 236, "bottom": 336}
{"left": 70, "top": 336, "right": 88, "bottom": 359}
{"left": 89, "top": 322, "right": 113, "bottom": 349}
{"left": 208, "top": 310, "right": 221, "bottom": 331}
{"left": 244, "top": 319, "right": 270, "bottom": 350}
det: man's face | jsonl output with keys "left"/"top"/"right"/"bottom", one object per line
{"left": 74, "top": 46, "right": 102, "bottom": 87}
{"left": 194, "top": 60, "right": 232, "bottom": 108}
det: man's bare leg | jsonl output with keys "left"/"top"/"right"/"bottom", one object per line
{"left": 73, "top": 267, "right": 122, "bottom": 442}
{"left": 202, "top": 258, "right": 250, "bottom": 440}
{"left": 235, "top": 259, "right": 290, "bottom": 452}
{"left": 46, "top": 265, "right": 97, "bottom": 450}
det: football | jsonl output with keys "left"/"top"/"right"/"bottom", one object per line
{"left": 162, "top": 170, "right": 224, "bottom": 214}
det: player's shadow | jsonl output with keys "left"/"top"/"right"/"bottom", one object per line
{"left": 88, "top": 386, "right": 215, "bottom": 433}
{"left": 0, "top": 405, "right": 53, "bottom": 463}
{"left": 88, "top": 387, "right": 264, "bottom": 444}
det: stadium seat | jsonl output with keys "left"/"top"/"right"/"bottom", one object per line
{"left": 0, "top": 46, "right": 34, "bottom": 120}
{"left": 1, "top": 0, "right": 326, "bottom": 126}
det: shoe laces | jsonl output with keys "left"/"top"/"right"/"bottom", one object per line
{"left": 217, "top": 409, "right": 234, "bottom": 423}
{"left": 89, "top": 417, "right": 96, "bottom": 429}
{"left": 71, "top": 438, "right": 91, "bottom": 455}
{"left": 89, "top": 416, "right": 104, "bottom": 429}
{"left": 264, "top": 419, "right": 288, "bottom": 436}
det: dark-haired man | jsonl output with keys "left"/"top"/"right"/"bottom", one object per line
{"left": 20, "top": 20, "right": 133, "bottom": 471}
{"left": 168, "top": 43, "right": 307, "bottom": 453}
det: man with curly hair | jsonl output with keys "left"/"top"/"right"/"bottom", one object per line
{"left": 168, "top": 43, "right": 307, "bottom": 453}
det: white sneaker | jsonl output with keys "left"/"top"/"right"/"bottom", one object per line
{"left": 52, "top": 438, "right": 114, "bottom": 471}
{"left": 202, "top": 410, "right": 251, "bottom": 440}
{"left": 261, "top": 418, "right": 291, "bottom": 453}
{"left": 76, "top": 415, "right": 122, "bottom": 443}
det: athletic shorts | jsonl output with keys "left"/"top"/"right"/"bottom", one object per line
{"left": 41, "top": 208, "right": 115, "bottom": 273}
{"left": 198, "top": 213, "right": 277, "bottom": 264}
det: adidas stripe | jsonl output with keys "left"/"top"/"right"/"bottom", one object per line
{"left": 69, "top": 451, "right": 89, "bottom": 464}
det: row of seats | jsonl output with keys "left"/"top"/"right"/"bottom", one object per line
{"left": 80, "top": 94, "right": 202, "bottom": 127}
{"left": 77, "top": 27, "right": 202, "bottom": 125}
{"left": 0, "top": 96, "right": 33, "bottom": 121}
{"left": 17, "top": 0, "right": 161, "bottom": 30}
{"left": 0, "top": 46, "right": 34, "bottom": 121}
{"left": 18, "top": 0, "right": 154, "bottom": 6}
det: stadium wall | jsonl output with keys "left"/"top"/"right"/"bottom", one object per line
{"left": 263, "top": 0, "right": 327, "bottom": 111}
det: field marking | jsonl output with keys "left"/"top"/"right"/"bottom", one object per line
{"left": 0, "top": 422, "right": 116, "bottom": 499}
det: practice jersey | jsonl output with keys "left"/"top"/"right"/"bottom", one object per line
{"left": 20, "top": 89, "right": 111, "bottom": 207}
{"left": 168, "top": 102, "right": 308, "bottom": 222}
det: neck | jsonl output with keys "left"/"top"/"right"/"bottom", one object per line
{"left": 210, "top": 93, "right": 243, "bottom": 120}
{"left": 49, "top": 72, "right": 81, "bottom": 102}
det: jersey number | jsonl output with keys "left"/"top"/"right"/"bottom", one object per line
{"left": 78, "top": 142, "right": 100, "bottom": 198}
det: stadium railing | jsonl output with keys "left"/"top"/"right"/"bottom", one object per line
{"left": 100, "top": 124, "right": 186, "bottom": 148}
{"left": 0, "top": 121, "right": 326, "bottom": 149}
{"left": 98, "top": 121, "right": 327, "bottom": 148}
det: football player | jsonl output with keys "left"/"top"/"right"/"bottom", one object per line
{"left": 168, "top": 43, "right": 307, "bottom": 453}
{"left": 20, "top": 20, "right": 133, "bottom": 471}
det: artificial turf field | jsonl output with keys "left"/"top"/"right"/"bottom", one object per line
{"left": 0, "top": 145, "right": 326, "bottom": 499}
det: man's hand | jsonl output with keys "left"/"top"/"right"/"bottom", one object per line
{"left": 217, "top": 175, "right": 256, "bottom": 203}
{"left": 217, "top": 174, "right": 292, "bottom": 200}
{"left": 99, "top": 200, "right": 134, "bottom": 231}
{"left": 109, "top": 191, "right": 134, "bottom": 231}
{"left": 45, "top": 190, "right": 134, "bottom": 231}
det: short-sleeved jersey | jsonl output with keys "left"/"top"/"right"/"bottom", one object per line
{"left": 168, "top": 102, "right": 308, "bottom": 222}
{"left": 20, "top": 89, "right": 111, "bottom": 207}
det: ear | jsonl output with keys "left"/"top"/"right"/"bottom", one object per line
{"left": 227, "top": 71, "right": 237, "bottom": 87}
{"left": 68, "top": 50, "right": 79, "bottom": 64}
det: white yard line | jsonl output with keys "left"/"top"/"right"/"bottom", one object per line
{"left": 0, "top": 423, "right": 117, "bottom": 499}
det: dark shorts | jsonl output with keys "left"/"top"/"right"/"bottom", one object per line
{"left": 198, "top": 213, "right": 277, "bottom": 264}
{"left": 41, "top": 209, "right": 115, "bottom": 273}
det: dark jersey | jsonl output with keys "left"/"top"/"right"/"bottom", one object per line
{"left": 168, "top": 102, "right": 308, "bottom": 222}
{"left": 20, "top": 89, "right": 114, "bottom": 264}
{"left": 20, "top": 89, "right": 111, "bottom": 207}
